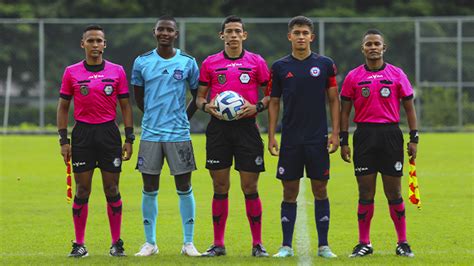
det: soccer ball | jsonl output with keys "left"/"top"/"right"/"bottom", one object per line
{"left": 214, "top": 90, "right": 245, "bottom": 121}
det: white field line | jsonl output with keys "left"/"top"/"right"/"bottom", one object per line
{"left": 296, "top": 180, "right": 312, "bottom": 266}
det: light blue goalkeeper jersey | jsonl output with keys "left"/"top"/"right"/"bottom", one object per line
{"left": 131, "top": 49, "right": 199, "bottom": 142}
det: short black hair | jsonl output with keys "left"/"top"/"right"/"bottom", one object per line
{"left": 221, "top": 15, "right": 244, "bottom": 32}
{"left": 364, "top": 29, "right": 384, "bottom": 38}
{"left": 83, "top": 24, "right": 104, "bottom": 34}
{"left": 288, "top": 16, "right": 314, "bottom": 32}
{"left": 157, "top": 15, "right": 177, "bottom": 24}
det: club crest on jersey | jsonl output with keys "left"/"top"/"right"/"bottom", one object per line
{"left": 80, "top": 85, "right": 89, "bottom": 96}
{"left": 173, "top": 69, "right": 184, "bottom": 80}
{"left": 310, "top": 67, "right": 321, "bottom": 77}
{"left": 380, "top": 87, "right": 391, "bottom": 98}
{"left": 239, "top": 73, "right": 250, "bottom": 84}
{"left": 218, "top": 74, "right": 226, "bottom": 84}
{"left": 103, "top": 85, "right": 114, "bottom": 96}
{"left": 361, "top": 87, "right": 370, "bottom": 98}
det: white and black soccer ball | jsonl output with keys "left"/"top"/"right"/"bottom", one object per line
{"left": 214, "top": 90, "right": 245, "bottom": 121}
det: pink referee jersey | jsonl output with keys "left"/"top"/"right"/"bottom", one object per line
{"left": 199, "top": 50, "right": 270, "bottom": 105}
{"left": 60, "top": 60, "right": 129, "bottom": 124}
{"left": 340, "top": 63, "right": 414, "bottom": 124}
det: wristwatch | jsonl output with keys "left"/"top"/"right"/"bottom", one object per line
{"left": 256, "top": 101, "right": 264, "bottom": 113}
{"left": 125, "top": 134, "right": 135, "bottom": 144}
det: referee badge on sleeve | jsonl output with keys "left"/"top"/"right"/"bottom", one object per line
{"left": 361, "top": 87, "right": 370, "bottom": 98}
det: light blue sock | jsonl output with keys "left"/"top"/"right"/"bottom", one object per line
{"left": 142, "top": 190, "right": 158, "bottom": 245}
{"left": 177, "top": 187, "right": 195, "bottom": 243}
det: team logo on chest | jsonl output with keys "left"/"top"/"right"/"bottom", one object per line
{"left": 218, "top": 74, "right": 226, "bottom": 84}
{"left": 239, "top": 73, "right": 250, "bottom": 84}
{"left": 380, "top": 87, "right": 391, "bottom": 98}
{"left": 173, "top": 69, "right": 184, "bottom": 80}
{"left": 310, "top": 66, "right": 321, "bottom": 77}
{"left": 103, "top": 85, "right": 114, "bottom": 96}
{"left": 80, "top": 85, "right": 89, "bottom": 96}
{"left": 361, "top": 87, "right": 370, "bottom": 98}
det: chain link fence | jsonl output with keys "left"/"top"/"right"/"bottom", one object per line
{"left": 0, "top": 17, "right": 473, "bottom": 133}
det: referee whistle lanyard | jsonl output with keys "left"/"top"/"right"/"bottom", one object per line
{"left": 408, "top": 157, "right": 421, "bottom": 210}
{"left": 66, "top": 160, "right": 72, "bottom": 204}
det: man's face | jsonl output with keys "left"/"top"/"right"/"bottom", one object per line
{"left": 81, "top": 30, "right": 105, "bottom": 59}
{"left": 362, "top": 34, "right": 386, "bottom": 60}
{"left": 154, "top": 20, "right": 178, "bottom": 47}
{"left": 220, "top": 22, "right": 247, "bottom": 49}
{"left": 288, "top": 24, "right": 315, "bottom": 51}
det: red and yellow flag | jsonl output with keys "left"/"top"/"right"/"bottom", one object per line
{"left": 66, "top": 161, "right": 72, "bottom": 203}
{"left": 408, "top": 157, "right": 421, "bottom": 210}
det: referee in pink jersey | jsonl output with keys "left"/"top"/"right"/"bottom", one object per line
{"left": 57, "top": 25, "right": 134, "bottom": 258}
{"left": 196, "top": 15, "right": 270, "bottom": 257}
{"left": 340, "top": 29, "right": 418, "bottom": 258}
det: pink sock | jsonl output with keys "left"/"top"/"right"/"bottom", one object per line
{"left": 358, "top": 200, "right": 374, "bottom": 244}
{"left": 245, "top": 194, "right": 262, "bottom": 246}
{"left": 212, "top": 193, "right": 228, "bottom": 247}
{"left": 107, "top": 194, "right": 122, "bottom": 244}
{"left": 389, "top": 199, "right": 407, "bottom": 243}
{"left": 72, "top": 197, "right": 89, "bottom": 245}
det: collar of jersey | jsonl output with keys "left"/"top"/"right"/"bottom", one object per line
{"left": 83, "top": 60, "right": 105, "bottom": 72}
{"left": 223, "top": 50, "right": 245, "bottom": 60}
{"left": 290, "top": 52, "right": 316, "bottom": 62}
{"left": 364, "top": 63, "right": 386, "bottom": 72}
{"left": 154, "top": 48, "right": 180, "bottom": 61}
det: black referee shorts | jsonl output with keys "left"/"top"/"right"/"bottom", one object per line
{"left": 205, "top": 117, "right": 265, "bottom": 173}
{"left": 71, "top": 120, "right": 122, "bottom": 173}
{"left": 353, "top": 123, "right": 404, "bottom": 177}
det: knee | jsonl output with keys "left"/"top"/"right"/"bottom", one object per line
{"left": 385, "top": 189, "right": 402, "bottom": 201}
{"left": 313, "top": 185, "right": 327, "bottom": 200}
{"left": 76, "top": 185, "right": 91, "bottom": 199}
{"left": 359, "top": 186, "right": 375, "bottom": 201}
{"left": 176, "top": 182, "right": 191, "bottom": 192}
{"left": 213, "top": 179, "right": 229, "bottom": 194}
{"left": 143, "top": 183, "right": 158, "bottom": 192}
{"left": 283, "top": 186, "right": 298, "bottom": 202}
{"left": 103, "top": 184, "right": 119, "bottom": 197}
{"left": 241, "top": 182, "right": 257, "bottom": 195}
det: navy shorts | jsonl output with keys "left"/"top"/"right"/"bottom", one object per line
{"left": 276, "top": 141, "right": 330, "bottom": 180}
{"left": 71, "top": 120, "right": 122, "bottom": 173}
{"left": 205, "top": 117, "right": 265, "bottom": 173}
{"left": 353, "top": 123, "right": 404, "bottom": 177}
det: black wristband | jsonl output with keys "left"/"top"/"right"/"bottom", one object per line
{"left": 58, "top": 129, "right": 70, "bottom": 146}
{"left": 124, "top": 127, "right": 135, "bottom": 144}
{"left": 409, "top": 130, "right": 419, "bottom": 144}
{"left": 256, "top": 101, "right": 265, "bottom": 113}
{"left": 202, "top": 102, "right": 208, "bottom": 113}
{"left": 339, "top": 131, "right": 349, "bottom": 146}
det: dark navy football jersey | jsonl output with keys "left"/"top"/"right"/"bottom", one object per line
{"left": 270, "top": 53, "right": 337, "bottom": 145}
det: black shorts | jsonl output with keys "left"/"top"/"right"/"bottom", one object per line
{"left": 205, "top": 117, "right": 265, "bottom": 172}
{"left": 353, "top": 123, "right": 404, "bottom": 177}
{"left": 71, "top": 120, "right": 122, "bottom": 173}
{"left": 277, "top": 141, "right": 330, "bottom": 180}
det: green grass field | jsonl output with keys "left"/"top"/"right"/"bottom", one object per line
{"left": 0, "top": 133, "right": 473, "bottom": 265}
